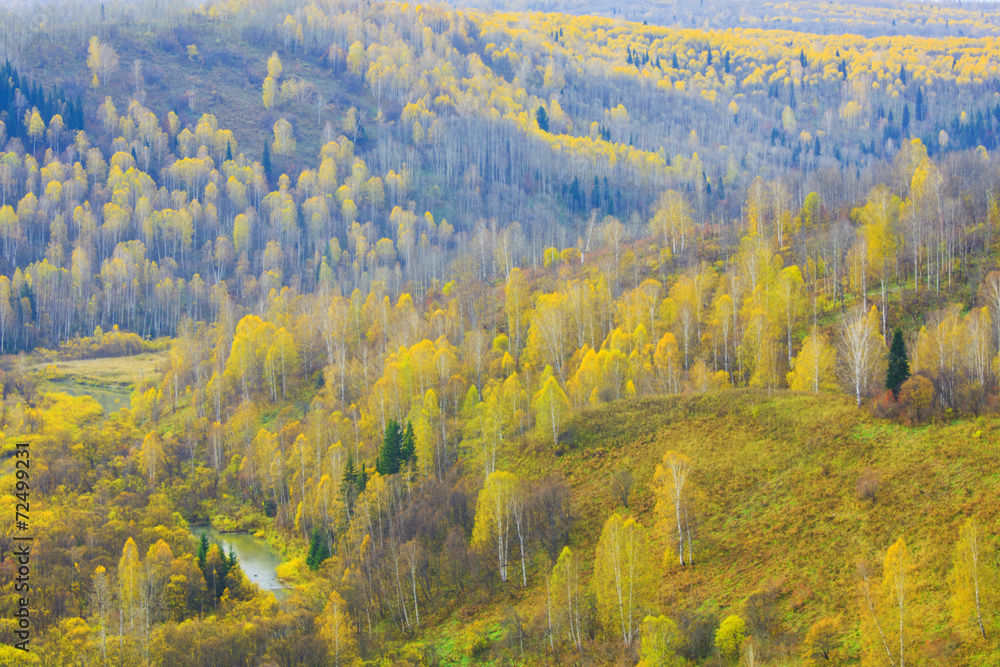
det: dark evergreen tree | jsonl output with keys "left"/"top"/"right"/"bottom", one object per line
{"left": 899, "top": 64, "right": 907, "bottom": 85}
{"left": 342, "top": 451, "right": 356, "bottom": 487}
{"left": 568, "top": 176, "right": 581, "bottom": 211}
{"left": 306, "top": 529, "right": 330, "bottom": 570}
{"left": 536, "top": 105, "right": 549, "bottom": 132}
{"left": 306, "top": 531, "right": 318, "bottom": 570}
{"left": 672, "top": 53, "right": 680, "bottom": 69}
{"left": 225, "top": 141, "right": 233, "bottom": 161}
{"left": 377, "top": 419, "right": 402, "bottom": 475}
{"left": 886, "top": 328, "right": 910, "bottom": 398}
{"left": 340, "top": 451, "right": 358, "bottom": 512}
{"left": 262, "top": 139, "right": 272, "bottom": 179}
{"left": 213, "top": 545, "right": 232, "bottom": 598}
{"left": 902, "top": 104, "right": 910, "bottom": 130}
{"left": 197, "top": 531, "right": 209, "bottom": 572}
{"left": 399, "top": 420, "right": 416, "bottom": 464}
{"left": 262, "top": 498, "right": 278, "bottom": 517}
{"left": 799, "top": 49, "right": 807, "bottom": 68}
{"left": 916, "top": 88, "right": 925, "bottom": 122}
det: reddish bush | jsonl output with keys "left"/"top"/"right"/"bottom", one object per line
{"left": 857, "top": 467, "right": 883, "bottom": 502}
{"left": 871, "top": 390, "right": 900, "bottom": 420}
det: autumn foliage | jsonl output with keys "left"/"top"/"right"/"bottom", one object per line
{"left": 0, "top": 0, "right": 999, "bottom": 663}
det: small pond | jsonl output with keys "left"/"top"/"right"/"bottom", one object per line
{"left": 42, "top": 379, "right": 131, "bottom": 415}
{"left": 190, "top": 526, "right": 290, "bottom": 599}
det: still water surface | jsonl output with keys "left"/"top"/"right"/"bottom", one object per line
{"left": 191, "top": 526, "right": 289, "bottom": 599}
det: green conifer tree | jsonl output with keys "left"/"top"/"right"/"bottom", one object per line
{"left": 213, "top": 545, "right": 232, "bottom": 598}
{"left": 197, "top": 531, "right": 209, "bottom": 573}
{"left": 886, "top": 328, "right": 910, "bottom": 398}
{"left": 377, "top": 419, "right": 402, "bottom": 475}
{"left": 399, "top": 420, "right": 416, "bottom": 465}
{"left": 262, "top": 139, "right": 272, "bottom": 180}
{"left": 536, "top": 105, "right": 549, "bottom": 132}
{"left": 306, "top": 530, "right": 320, "bottom": 570}
{"left": 342, "top": 451, "right": 356, "bottom": 487}
{"left": 306, "top": 529, "right": 331, "bottom": 571}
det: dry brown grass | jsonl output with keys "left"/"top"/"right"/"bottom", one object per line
{"left": 36, "top": 351, "right": 167, "bottom": 387}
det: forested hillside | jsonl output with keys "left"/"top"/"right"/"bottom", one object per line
{"left": 0, "top": 0, "right": 997, "bottom": 664}
{"left": 473, "top": 0, "right": 1000, "bottom": 39}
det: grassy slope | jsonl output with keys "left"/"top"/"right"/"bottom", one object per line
{"left": 35, "top": 350, "right": 167, "bottom": 387}
{"left": 419, "top": 390, "right": 1000, "bottom": 664}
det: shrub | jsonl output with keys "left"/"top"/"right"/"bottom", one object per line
{"left": 856, "top": 467, "right": 883, "bottom": 502}
{"left": 56, "top": 325, "right": 164, "bottom": 360}
{"left": 468, "top": 632, "right": 491, "bottom": 659}
{"left": 262, "top": 499, "right": 278, "bottom": 517}
{"left": 714, "top": 614, "right": 746, "bottom": 661}
{"left": 676, "top": 608, "right": 719, "bottom": 661}
{"left": 899, "top": 374, "right": 934, "bottom": 423}
{"left": 154, "top": 30, "right": 181, "bottom": 54}
{"left": 611, "top": 468, "right": 634, "bottom": 508}
{"left": 744, "top": 586, "right": 781, "bottom": 642}
{"left": 871, "top": 390, "right": 901, "bottom": 420}
{"left": 801, "top": 616, "right": 842, "bottom": 666}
